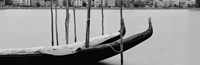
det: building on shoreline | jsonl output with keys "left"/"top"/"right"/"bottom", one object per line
{"left": 31, "top": 0, "right": 45, "bottom": 7}
{"left": 179, "top": 0, "right": 193, "bottom": 7}
{"left": 57, "top": 0, "right": 64, "bottom": 7}
{"left": 123, "top": 0, "right": 133, "bottom": 7}
{"left": 196, "top": 0, "right": 200, "bottom": 7}
{"left": 154, "top": 0, "right": 195, "bottom": 8}
{"left": 44, "top": 0, "right": 50, "bottom": 7}
{"left": 11, "top": 0, "right": 44, "bottom": 7}
{"left": 20, "top": 0, "right": 31, "bottom": 6}
{"left": 0, "top": 0, "right": 197, "bottom": 8}
{"left": 107, "top": 0, "right": 116, "bottom": 7}
{"left": 82, "top": 0, "right": 96, "bottom": 7}
{"left": 94, "top": 0, "right": 102, "bottom": 7}
{"left": 94, "top": 0, "right": 106, "bottom": 7}
{"left": 116, "top": 0, "right": 134, "bottom": 7}
{"left": 73, "top": 0, "right": 83, "bottom": 7}
{"left": 154, "top": 0, "right": 175, "bottom": 7}
{"left": 0, "top": 0, "right": 5, "bottom": 7}
{"left": 11, "top": 0, "right": 31, "bottom": 6}
{"left": 12, "top": 0, "right": 20, "bottom": 6}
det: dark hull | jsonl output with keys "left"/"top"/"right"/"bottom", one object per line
{"left": 0, "top": 21, "right": 152, "bottom": 64}
{"left": 100, "top": 20, "right": 126, "bottom": 44}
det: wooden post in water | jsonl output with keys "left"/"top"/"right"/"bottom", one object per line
{"left": 65, "top": 0, "right": 70, "bottom": 44}
{"left": 55, "top": 0, "right": 59, "bottom": 46}
{"left": 101, "top": 0, "right": 104, "bottom": 35}
{"left": 73, "top": 0, "right": 77, "bottom": 42}
{"left": 50, "top": 0, "right": 54, "bottom": 46}
{"left": 85, "top": 0, "right": 91, "bottom": 48}
{"left": 120, "top": 0, "right": 124, "bottom": 65}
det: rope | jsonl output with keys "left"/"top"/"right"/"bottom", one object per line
{"left": 108, "top": 42, "right": 124, "bottom": 53}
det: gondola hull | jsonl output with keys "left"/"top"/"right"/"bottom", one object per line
{"left": 0, "top": 21, "right": 152, "bottom": 64}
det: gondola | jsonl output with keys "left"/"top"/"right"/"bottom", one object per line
{"left": 76, "top": 20, "right": 153, "bottom": 63}
{"left": 0, "top": 20, "right": 152, "bottom": 64}
{"left": 0, "top": 21, "right": 126, "bottom": 64}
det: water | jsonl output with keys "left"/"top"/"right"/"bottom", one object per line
{"left": 0, "top": 9, "right": 200, "bottom": 65}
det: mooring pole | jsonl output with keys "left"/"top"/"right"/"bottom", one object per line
{"left": 73, "top": 0, "right": 77, "bottom": 42}
{"left": 120, "top": 0, "right": 124, "bottom": 65}
{"left": 65, "top": 0, "right": 70, "bottom": 44}
{"left": 85, "top": 0, "right": 91, "bottom": 48}
{"left": 55, "top": 0, "right": 59, "bottom": 46}
{"left": 101, "top": 0, "right": 104, "bottom": 35}
{"left": 50, "top": 0, "right": 54, "bottom": 46}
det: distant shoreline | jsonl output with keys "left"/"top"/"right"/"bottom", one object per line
{"left": 0, "top": 7, "right": 199, "bottom": 10}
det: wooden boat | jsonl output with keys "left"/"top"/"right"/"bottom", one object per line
{"left": 76, "top": 21, "right": 153, "bottom": 63}
{"left": 0, "top": 21, "right": 152, "bottom": 64}
{"left": 0, "top": 21, "right": 126, "bottom": 64}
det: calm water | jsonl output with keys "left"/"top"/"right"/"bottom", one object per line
{"left": 0, "top": 9, "right": 200, "bottom": 65}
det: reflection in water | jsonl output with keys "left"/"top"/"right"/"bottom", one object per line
{"left": 0, "top": 9, "right": 200, "bottom": 65}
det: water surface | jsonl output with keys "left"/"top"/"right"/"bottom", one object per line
{"left": 0, "top": 9, "right": 200, "bottom": 65}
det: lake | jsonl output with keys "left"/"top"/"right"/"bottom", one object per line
{"left": 0, "top": 9, "right": 200, "bottom": 65}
